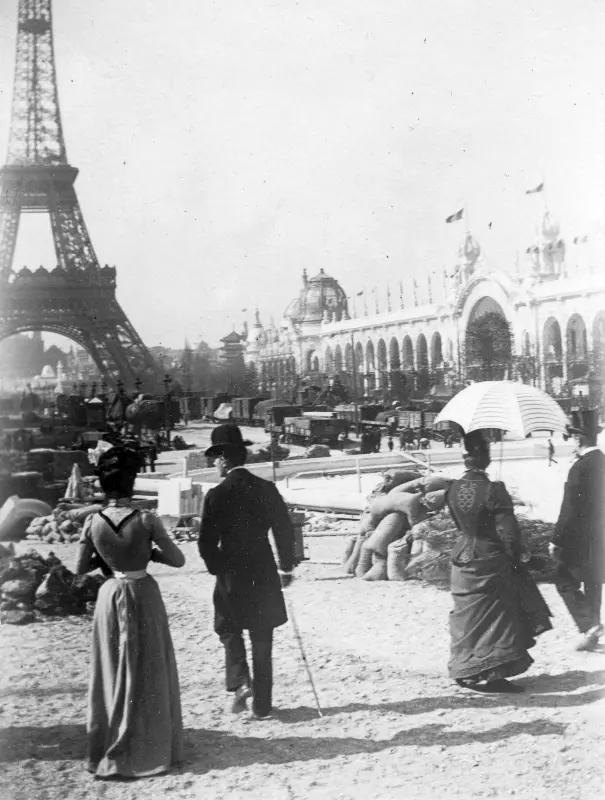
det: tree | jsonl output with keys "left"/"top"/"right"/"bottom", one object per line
{"left": 464, "top": 312, "right": 513, "bottom": 381}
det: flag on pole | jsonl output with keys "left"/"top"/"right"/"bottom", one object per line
{"left": 445, "top": 209, "right": 464, "bottom": 223}
{"left": 525, "top": 182, "right": 544, "bottom": 195}
{"left": 413, "top": 278, "right": 418, "bottom": 306}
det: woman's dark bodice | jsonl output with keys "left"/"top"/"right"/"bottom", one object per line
{"left": 77, "top": 504, "right": 185, "bottom": 574}
{"left": 447, "top": 470, "right": 521, "bottom": 564}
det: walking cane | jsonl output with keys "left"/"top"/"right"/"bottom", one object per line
{"left": 286, "top": 595, "right": 323, "bottom": 718}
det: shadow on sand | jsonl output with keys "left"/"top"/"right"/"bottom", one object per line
{"left": 0, "top": 718, "right": 567, "bottom": 773}
{"left": 272, "top": 669, "right": 605, "bottom": 723}
{"left": 0, "top": 670, "right": 600, "bottom": 774}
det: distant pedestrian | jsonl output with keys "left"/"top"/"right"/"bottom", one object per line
{"left": 148, "top": 443, "right": 157, "bottom": 473}
{"left": 547, "top": 437, "right": 557, "bottom": 466}
{"left": 387, "top": 436, "right": 394, "bottom": 452}
{"left": 374, "top": 430, "right": 382, "bottom": 453}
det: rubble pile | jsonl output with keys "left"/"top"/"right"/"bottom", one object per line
{"left": 168, "top": 515, "right": 201, "bottom": 543}
{"left": 24, "top": 502, "right": 102, "bottom": 544}
{"left": 0, "top": 542, "right": 107, "bottom": 625}
{"left": 304, "top": 444, "right": 331, "bottom": 459}
{"left": 247, "top": 444, "right": 291, "bottom": 464}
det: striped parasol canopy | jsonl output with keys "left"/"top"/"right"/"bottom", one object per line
{"left": 434, "top": 381, "right": 569, "bottom": 436}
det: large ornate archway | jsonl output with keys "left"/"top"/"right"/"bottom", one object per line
{"left": 465, "top": 296, "right": 513, "bottom": 381}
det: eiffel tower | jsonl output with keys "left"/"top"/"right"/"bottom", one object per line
{"left": 0, "top": 0, "right": 160, "bottom": 389}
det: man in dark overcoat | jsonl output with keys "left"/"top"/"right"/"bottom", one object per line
{"left": 550, "top": 410, "right": 605, "bottom": 651}
{"left": 198, "top": 424, "right": 295, "bottom": 718}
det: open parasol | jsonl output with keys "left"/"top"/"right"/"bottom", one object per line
{"left": 434, "top": 381, "right": 569, "bottom": 436}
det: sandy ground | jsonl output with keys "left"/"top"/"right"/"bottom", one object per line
{"left": 2, "top": 434, "right": 604, "bottom": 799}
{"left": 1, "top": 527, "right": 604, "bottom": 800}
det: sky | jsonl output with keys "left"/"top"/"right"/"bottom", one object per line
{"left": 0, "top": 0, "right": 604, "bottom": 350}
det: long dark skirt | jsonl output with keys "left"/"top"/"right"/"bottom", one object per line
{"left": 448, "top": 555, "right": 552, "bottom": 682}
{"left": 87, "top": 575, "right": 183, "bottom": 778}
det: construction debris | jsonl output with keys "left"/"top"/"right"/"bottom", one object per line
{"left": 0, "top": 542, "right": 107, "bottom": 625}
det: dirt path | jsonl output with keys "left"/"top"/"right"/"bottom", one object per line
{"left": 1, "top": 542, "right": 603, "bottom": 800}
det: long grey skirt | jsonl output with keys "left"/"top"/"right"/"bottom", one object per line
{"left": 87, "top": 574, "right": 184, "bottom": 778}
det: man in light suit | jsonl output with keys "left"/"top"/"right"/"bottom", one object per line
{"left": 198, "top": 424, "right": 295, "bottom": 718}
{"left": 550, "top": 410, "right": 605, "bottom": 651}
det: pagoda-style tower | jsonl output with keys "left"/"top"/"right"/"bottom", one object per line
{"left": 0, "top": 0, "right": 159, "bottom": 389}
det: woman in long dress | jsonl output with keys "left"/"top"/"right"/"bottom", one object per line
{"left": 76, "top": 445, "right": 185, "bottom": 778}
{"left": 447, "top": 430, "right": 552, "bottom": 693}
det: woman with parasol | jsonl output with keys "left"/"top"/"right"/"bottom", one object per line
{"left": 446, "top": 429, "right": 552, "bottom": 692}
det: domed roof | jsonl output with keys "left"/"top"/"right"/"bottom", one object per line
{"left": 40, "top": 365, "right": 55, "bottom": 379}
{"left": 283, "top": 295, "right": 303, "bottom": 322}
{"left": 283, "top": 269, "right": 348, "bottom": 324}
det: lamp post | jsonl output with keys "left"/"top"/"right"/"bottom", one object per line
{"left": 163, "top": 373, "right": 173, "bottom": 447}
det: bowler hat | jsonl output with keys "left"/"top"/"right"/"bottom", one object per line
{"left": 204, "top": 424, "right": 253, "bottom": 458}
{"left": 566, "top": 409, "right": 602, "bottom": 438}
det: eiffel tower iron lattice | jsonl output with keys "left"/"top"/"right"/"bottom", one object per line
{"left": 0, "top": 0, "right": 160, "bottom": 389}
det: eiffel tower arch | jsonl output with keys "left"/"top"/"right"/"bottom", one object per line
{"left": 0, "top": 0, "right": 160, "bottom": 390}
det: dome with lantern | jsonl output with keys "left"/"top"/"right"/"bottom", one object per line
{"left": 283, "top": 268, "right": 348, "bottom": 325}
{"left": 525, "top": 210, "right": 566, "bottom": 280}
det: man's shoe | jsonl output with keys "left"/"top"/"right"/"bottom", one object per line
{"left": 230, "top": 684, "right": 253, "bottom": 713}
{"left": 575, "top": 627, "right": 601, "bottom": 652}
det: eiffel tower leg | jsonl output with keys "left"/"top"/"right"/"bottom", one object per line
{"left": 83, "top": 319, "right": 158, "bottom": 391}
{"left": 103, "top": 335, "right": 138, "bottom": 383}
{"left": 77, "top": 331, "right": 115, "bottom": 385}
{"left": 114, "top": 313, "right": 160, "bottom": 379}
{"left": 0, "top": 201, "right": 20, "bottom": 283}
{"left": 49, "top": 185, "right": 99, "bottom": 270}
